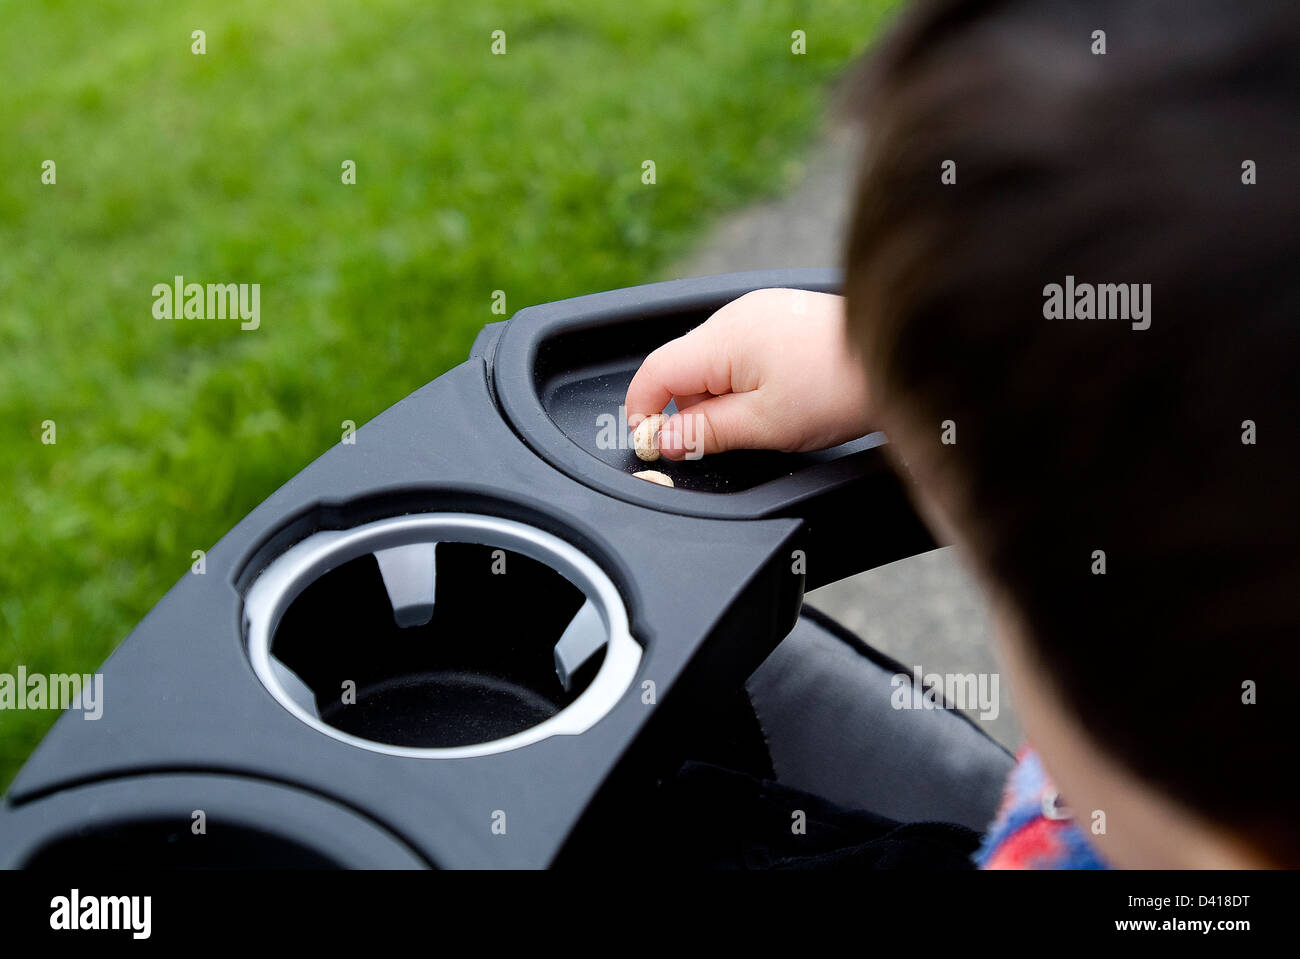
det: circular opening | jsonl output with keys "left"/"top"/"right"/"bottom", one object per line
{"left": 2, "top": 774, "right": 429, "bottom": 869}
{"left": 275, "top": 544, "right": 598, "bottom": 747}
{"left": 244, "top": 514, "right": 641, "bottom": 759}
{"left": 27, "top": 819, "right": 343, "bottom": 869}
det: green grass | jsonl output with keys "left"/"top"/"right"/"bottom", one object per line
{"left": 0, "top": 0, "right": 897, "bottom": 789}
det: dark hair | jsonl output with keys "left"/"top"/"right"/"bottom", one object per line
{"left": 840, "top": 0, "right": 1300, "bottom": 863}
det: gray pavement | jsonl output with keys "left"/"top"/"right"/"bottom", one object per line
{"left": 663, "top": 128, "right": 1022, "bottom": 750}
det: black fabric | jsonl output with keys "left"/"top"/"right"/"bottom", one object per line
{"left": 655, "top": 761, "right": 981, "bottom": 870}
{"left": 745, "top": 606, "right": 1013, "bottom": 830}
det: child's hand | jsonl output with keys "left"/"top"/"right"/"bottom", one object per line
{"left": 624, "top": 288, "right": 873, "bottom": 460}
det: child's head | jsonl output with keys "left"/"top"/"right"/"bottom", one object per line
{"left": 840, "top": 0, "right": 1299, "bottom": 866}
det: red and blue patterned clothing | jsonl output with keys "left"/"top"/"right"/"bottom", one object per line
{"left": 976, "top": 748, "right": 1110, "bottom": 869}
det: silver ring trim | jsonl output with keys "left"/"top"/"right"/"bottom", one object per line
{"left": 243, "top": 513, "right": 642, "bottom": 759}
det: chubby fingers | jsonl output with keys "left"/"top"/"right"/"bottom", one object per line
{"left": 624, "top": 317, "right": 738, "bottom": 427}
{"left": 656, "top": 392, "right": 768, "bottom": 460}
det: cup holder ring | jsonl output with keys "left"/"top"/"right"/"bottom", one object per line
{"left": 243, "top": 513, "right": 642, "bottom": 759}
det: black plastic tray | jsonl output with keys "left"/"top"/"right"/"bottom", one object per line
{"left": 488, "top": 269, "right": 934, "bottom": 584}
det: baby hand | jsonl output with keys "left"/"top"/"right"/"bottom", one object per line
{"left": 624, "top": 288, "right": 873, "bottom": 460}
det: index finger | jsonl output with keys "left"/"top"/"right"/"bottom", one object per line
{"left": 624, "top": 318, "right": 735, "bottom": 424}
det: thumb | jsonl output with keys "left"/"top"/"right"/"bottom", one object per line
{"left": 658, "top": 392, "right": 766, "bottom": 460}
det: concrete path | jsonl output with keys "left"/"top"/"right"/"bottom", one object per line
{"left": 662, "top": 129, "right": 1023, "bottom": 750}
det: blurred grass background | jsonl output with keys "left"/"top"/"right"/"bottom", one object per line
{"left": 0, "top": 0, "right": 897, "bottom": 789}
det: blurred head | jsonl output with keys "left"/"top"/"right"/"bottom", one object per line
{"left": 840, "top": 0, "right": 1299, "bottom": 866}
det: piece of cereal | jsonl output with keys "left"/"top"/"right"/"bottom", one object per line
{"left": 633, "top": 413, "right": 669, "bottom": 462}
{"left": 632, "top": 469, "right": 674, "bottom": 487}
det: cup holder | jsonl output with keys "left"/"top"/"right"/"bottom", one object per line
{"left": 27, "top": 818, "right": 345, "bottom": 869}
{"left": 1, "top": 774, "right": 430, "bottom": 869}
{"left": 243, "top": 513, "right": 642, "bottom": 758}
